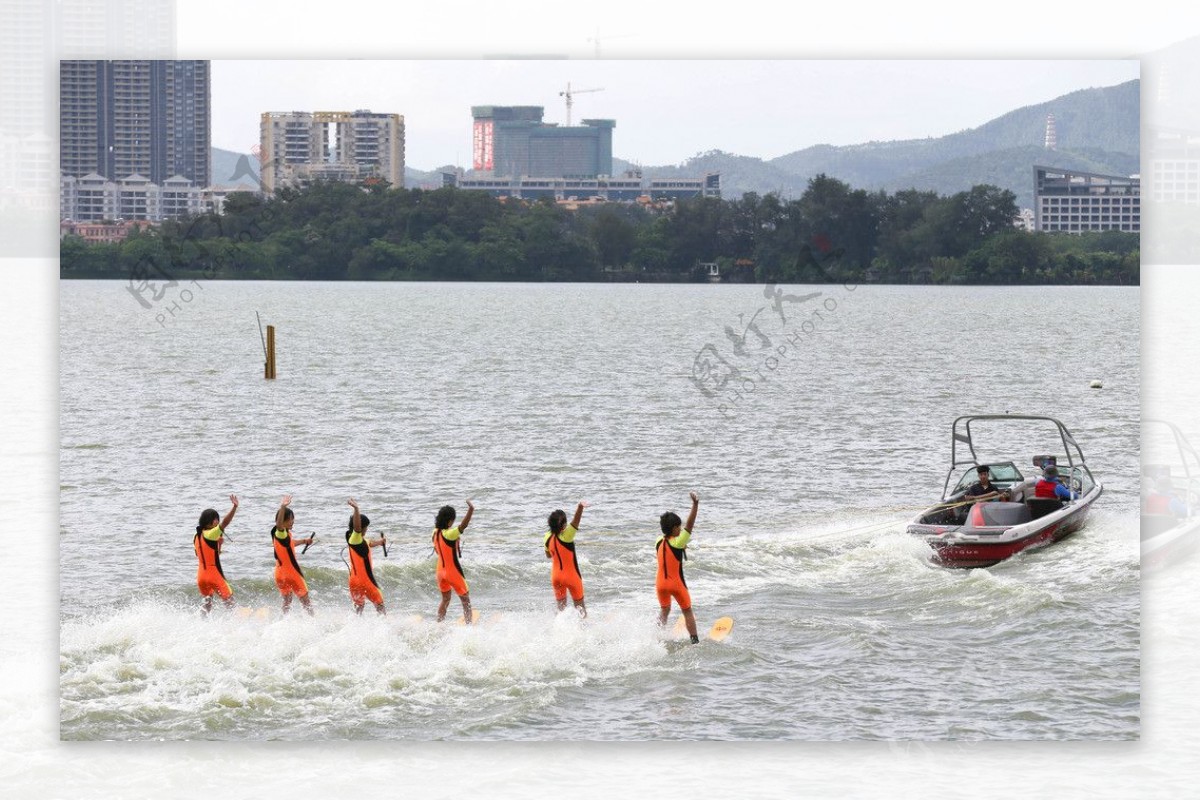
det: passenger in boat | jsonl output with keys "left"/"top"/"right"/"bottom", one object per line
{"left": 1034, "top": 466, "right": 1076, "bottom": 501}
{"left": 656, "top": 491, "right": 701, "bottom": 644}
{"left": 346, "top": 498, "right": 387, "bottom": 615}
{"left": 432, "top": 500, "right": 475, "bottom": 623}
{"left": 963, "top": 465, "right": 1010, "bottom": 502}
{"left": 544, "top": 501, "right": 589, "bottom": 617}
{"left": 1146, "top": 477, "right": 1189, "bottom": 518}
{"left": 194, "top": 495, "right": 238, "bottom": 615}
{"left": 272, "top": 495, "right": 315, "bottom": 615}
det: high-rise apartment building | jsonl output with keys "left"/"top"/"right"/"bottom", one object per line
{"left": 260, "top": 110, "right": 405, "bottom": 193}
{"left": 59, "top": 59, "right": 210, "bottom": 186}
{"left": 471, "top": 106, "right": 614, "bottom": 179}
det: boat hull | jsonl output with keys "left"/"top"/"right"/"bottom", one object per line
{"left": 908, "top": 489, "right": 1100, "bottom": 569}
{"left": 1142, "top": 514, "right": 1200, "bottom": 574}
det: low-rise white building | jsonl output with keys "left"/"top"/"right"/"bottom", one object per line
{"left": 61, "top": 173, "right": 210, "bottom": 222}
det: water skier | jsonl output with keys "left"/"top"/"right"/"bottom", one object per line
{"left": 432, "top": 500, "right": 475, "bottom": 623}
{"left": 656, "top": 491, "right": 701, "bottom": 644}
{"left": 544, "top": 501, "right": 589, "bottom": 617}
{"left": 346, "top": 497, "right": 387, "bottom": 615}
{"left": 194, "top": 494, "right": 238, "bottom": 615}
{"left": 272, "top": 494, "right": 315, "bottom": 615}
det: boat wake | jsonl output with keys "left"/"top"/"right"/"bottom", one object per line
{"left": 59, "top": 599, "right": 696, "bottom": 740}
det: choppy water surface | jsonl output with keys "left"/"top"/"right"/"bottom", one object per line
{"left": 59, "top": 281, "right": 1139, "bottom": 740}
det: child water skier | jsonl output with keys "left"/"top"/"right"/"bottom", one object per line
{"left": 194, "top": 494, "right": 238, "bottom": 615}
{"left": 656, "top": 491, "right": 700, "bottom": 644}
{"left": 346, "top": 497, "right": 387, "bottom": 615}
{"left": 432, "top": 500, "right": 475, "bottom": 623}
{"left": 272, "top": 494, "right": 315, "bottom": 615}
{"left": 544, "top": 501, "right": 589, "bottom": 617}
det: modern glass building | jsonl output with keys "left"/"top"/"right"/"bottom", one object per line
{"left": 1149, "top": 129, "right": 1200, "bottom": 205}
{"left": 472, "top": 106, "right": 614, "bottom": 179}
{"left": 1033, "top": 165, "right": 1140, "bottom": 233}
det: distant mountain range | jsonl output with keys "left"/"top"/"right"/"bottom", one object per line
{"left": 214, "top": 79, "right": 1138, "bottom": 210}
{"left": 614, "top": 79, "right": 1138, "bottom": 209}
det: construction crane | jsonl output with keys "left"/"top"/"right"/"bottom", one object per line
{"left": 559, "top": 82, "right": 603, "bottom": 127}
{"left": 587, "top": 28, "right": 635, "bottom": 58}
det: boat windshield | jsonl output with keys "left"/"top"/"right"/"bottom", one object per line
{"left": 1068, "top": 465, "right": 1096, "bottom": 496}
{"left": 951, "top": 462, "right": 1024, "bottom": 494}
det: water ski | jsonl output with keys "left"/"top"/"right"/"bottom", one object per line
{"left": 235, "top": 606, "right": 271, "bottom": 620}
{"left": 671, "top": 614, "right": 734, "bottom": 642}
{"left": 457, "top": 609, "right": 481, "bottom": 625}
{"left": 707, "top": 616, "right": 734, "bottom": 642}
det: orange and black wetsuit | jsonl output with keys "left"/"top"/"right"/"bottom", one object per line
{"left": 272, "top": 527, "right": 309, "bottom": 598}
{"left": 432, "top": 526, "right": 469, "bottom": 596}
{"left": 194, "top": 526, "right": 232, "bottom": 599}
{"left": 544, "top": 524, "right": 584, "bottom": 602}
{"left": 346, "top": 530, "right": 383, "bottom": 606}
{"left": 655, "top": 528, "right": 692, "bottom": 610}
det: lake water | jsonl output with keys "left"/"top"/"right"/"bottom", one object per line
{"left": 58, "top": 280, "right": 1140, "bottom": 740}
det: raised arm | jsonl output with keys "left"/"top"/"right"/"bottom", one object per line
{"left": 275, "top": 494, "right": 292, "bottom": 531}
{"left": 571, "top": 501, "right": 589, "bottom": 530}
{"left": 348, "top": 497, "right": 362, "bottom": 534}
{"left": 220, "top": 494, "right": 239, "bottom": 532}
{"left": 685, "top": 491, "right": 699, "bottom": 533}
{"left": 459, "top": 499, "right": 475, "bottom": 532}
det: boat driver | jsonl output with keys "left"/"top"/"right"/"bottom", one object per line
{"left": 964, "top": 465, "right": 1010, "bottom": 502}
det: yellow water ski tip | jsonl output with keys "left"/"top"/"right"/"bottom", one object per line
{"left": 234, "top": 607, "right": 271, "bottom": 620}
{"left": 671, "top": 615, "right": 735, "bottom": 642}
{"left": 707, "top": 616, "right": 734, "bottom": 642}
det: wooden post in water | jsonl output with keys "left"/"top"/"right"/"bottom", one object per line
{"left": 265, "top": 325, "right": 276, "bottom": 379}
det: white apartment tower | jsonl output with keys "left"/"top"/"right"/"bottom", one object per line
{"left": 260, "top": 110, "right": 404, "bottom": 193}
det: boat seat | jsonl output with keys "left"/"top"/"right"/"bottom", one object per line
{"left": 1007, "top": 478, "right": 1037, "bottom": 503}
{"left": 965, "top": 501, "right": 1032, "bottom": 529}
{"left": 1026, "top": 497, "right": 1064, "bottom": 520}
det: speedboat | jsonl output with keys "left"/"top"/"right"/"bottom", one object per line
{"left": 1142, "top": 419, "right": 1200, "bottom": 573}
{"left": 907, "top": 415, "right": 1103, "bottom": 568}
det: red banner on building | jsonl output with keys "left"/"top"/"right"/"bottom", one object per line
{"left": 473, "top": 120, "right": 494, "bottom": 171}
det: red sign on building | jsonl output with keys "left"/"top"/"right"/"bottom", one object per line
{"left": 473, "top": 120, "right": 494, "bottom": 171}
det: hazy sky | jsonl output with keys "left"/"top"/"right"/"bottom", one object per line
{"left": 212, "top": 60, "right": 1139, "bottom": 170}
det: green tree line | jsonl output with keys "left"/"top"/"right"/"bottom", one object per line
{"left": 59, "top": 175, "right": 1139, "bottom": 285}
